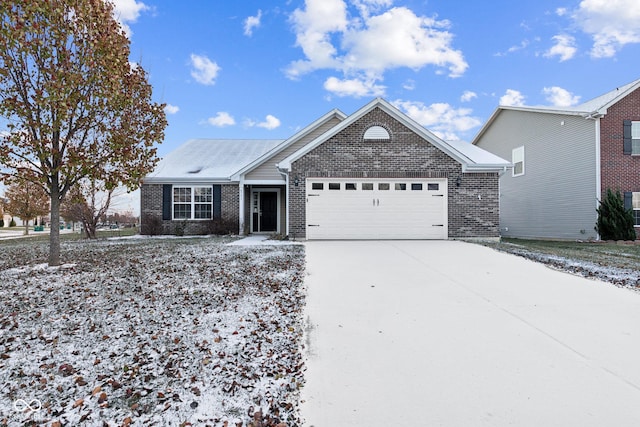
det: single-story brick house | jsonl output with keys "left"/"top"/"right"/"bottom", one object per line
{"left": 141, "top": 98, "right": 511, "bottom": 239}
{"left": 473, "top": 78, "right": 640, "bottom": 240}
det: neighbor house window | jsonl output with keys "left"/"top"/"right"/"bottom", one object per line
{"left": 633, "top": 122, "right": 640, "bottom": 155}
{"left": 512, "top": 146, "right": 525, "bottom": 177}
{"left": 173, "top": 186, "right": 212, "bottom": 220}
{"left": 633, "top": 193, "right": 640, "bottom": 226}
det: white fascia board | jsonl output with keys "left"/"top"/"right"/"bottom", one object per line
{"left": 233, "top": 109, "right": 347, "bottom": 180}
{"left": 142, "top": 177, "right": 236, "bottom": 185}
{"left": 472, "top": 105, "right": 589, "bottom": 145}
{"left": 242, "top": 179, "right": 286, "bottom": 185}
{"left": 278, "top": 98, "right": 476, "bottom": 171}
{"left": 278, "top": 100, "right": 384, "bottom": 171}
{"left": 462, "top": 163, "right": 513, "bottom": 173}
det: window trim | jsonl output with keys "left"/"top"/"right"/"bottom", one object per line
{"left": 632, "top": 121, "right": 640, "bottom": 155}
{"left": 173, "top": 186, "right": 213, "bottom": 220}
{"left": 512, "top": 146, "right": 525, "bottom": 177}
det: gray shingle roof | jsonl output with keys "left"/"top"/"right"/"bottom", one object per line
{"left": 145, "top": 139, "right": 285, "bottom": 182}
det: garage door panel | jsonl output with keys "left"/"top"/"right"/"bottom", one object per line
{"left": 306, "top": 178, "right": 447, "bottom": 240}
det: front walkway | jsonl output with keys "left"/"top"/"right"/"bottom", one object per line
{"left": 301, "top": 240, "right": 640, "bottom": 426}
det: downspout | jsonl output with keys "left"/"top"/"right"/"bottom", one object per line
{"left": 595, "top": 116, "right": 602, "bottom": 207}
{"left": 277, "top": 167, "right": 290, "bottom": 237}
{"left": 238, "top": 176, "right": 245, "bottom": 235}
{"left": 586, "top": 112, "right": 602, "bottom": 240}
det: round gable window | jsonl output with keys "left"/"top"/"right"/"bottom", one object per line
{"left": 363, "top": 125, "right": 390, "bottom": 140}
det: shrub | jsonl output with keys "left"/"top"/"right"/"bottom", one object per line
{"left": 206, "top": 218, "right": 238, "bottom": 235}
{"left": 0, "top": 219, "right": 4, "bottom": 227}
{"left": 174, "top": 220, "right": 186, "bottom": 237}
{"left": 595, "top": 189, "right": 636, "bottom": 241}
{"left": 9, "top": 218, "right": 16, "bottom": 227}
{"left": 140, "top": 214, "right": 163, "bottom": 236}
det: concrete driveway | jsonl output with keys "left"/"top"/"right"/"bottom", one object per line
{"left": 300, "top": 240, "right": 640, "bottom": 426}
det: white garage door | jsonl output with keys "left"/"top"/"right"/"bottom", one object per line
{"left": 306, "top": 178, "right": 448, "bottom": 239}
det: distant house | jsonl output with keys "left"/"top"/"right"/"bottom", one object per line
{"left": 473, "top": 78, "right": 640, "bottom": 240}
{"left": 141, "top": 98, "right": 510, "bottom": 240}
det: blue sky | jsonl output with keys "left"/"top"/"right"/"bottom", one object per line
{"left": 113, "top": 0, "right": 640, "bottom": 157}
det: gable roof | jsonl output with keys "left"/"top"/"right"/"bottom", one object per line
{"left": 231, "top": 109, "right": 347, "bottom": 181}
{"left": 573, "top": 78, "right": 640, "bottom": 113}
{"left": 278, "top": 98, "right": 511, "bottom": 173}
{"left": 473, "top": 78, "right": 640, "bottom": 145}
{"left": 144, "top": 139, "right": 284, "bottom": 183}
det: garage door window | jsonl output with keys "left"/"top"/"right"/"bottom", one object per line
{"left": 311, "top": 183, "right": 324, "bottom": 190}
{"left": 428, "top": 183, "right": 439, "bottom": 191}
{"left": 395, "top": 183, "right": 407, "bottom": 190}
{"left": 329, "top": 183, "right": 340, "bottom": 190}
{"left": 378, "top": 183, "right": 390, "bottom": 190}
{"left": 411, "top": 183, "right": 423, "bottom": 191}
{"left": 362, "top": 183, "right": 374, "bottom": 190}
{"left": 345, "top": 183, "right": 357, "bottom": 190}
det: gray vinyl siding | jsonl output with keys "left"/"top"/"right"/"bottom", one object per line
{"left": 477, "top": 110, "right": 598, "bottom": 240}
{"left": 246, "top": 117, "right": 342, "bottom": 181}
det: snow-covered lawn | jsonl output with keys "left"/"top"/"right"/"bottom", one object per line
{"left": 0, "top": 236, "right": 305, "bottom": 426}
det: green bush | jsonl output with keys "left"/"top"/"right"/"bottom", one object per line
{"left": 595, "top": 189, "right": 636, "bottom": 241}
{"left": 0, "top": 219, "right": 4, "bottom": 227}
{"left": 9, "top": 218, "right": 16, "bottom": 227}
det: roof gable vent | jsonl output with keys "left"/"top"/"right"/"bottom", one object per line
{"left": 363, "top": 125, "right": 390, "bottom": 140}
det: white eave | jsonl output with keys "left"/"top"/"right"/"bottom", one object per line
{"left": 473, "top": 78, "right": 640, "bottom": 145}
{"left": 231, "top": 109, "right": 347, "bottom": 181}
{"left": 278, "top": 98, "right": 510, "bottom": 173}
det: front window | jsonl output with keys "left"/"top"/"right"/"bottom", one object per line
{"left": 632, "top": 122, "right": 640, "bottom": 155}
{"left": 173, "top": 186, "right": 212, "bottom": 220}
{"left": 633, "top": 193, "right": 640, "bottom": 226}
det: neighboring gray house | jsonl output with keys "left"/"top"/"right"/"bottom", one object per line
{"left": 473, "top": 78, "right": 640, "bottom": 240}
{"left": 141, "top": 98, "right": 510, "bottom": 240}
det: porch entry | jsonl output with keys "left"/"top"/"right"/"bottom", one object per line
{"left": 251, "top": 189, "right": 280, "bottom": 233}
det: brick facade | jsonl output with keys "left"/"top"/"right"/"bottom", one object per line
{"left": 600, "top": 87, "right": 640, "bottom": 195}
{"left": 288, "top": 107, "right": 500, "bottom": 239}
{"left": 140, "top": 183, "right": 239, "bottom": 235}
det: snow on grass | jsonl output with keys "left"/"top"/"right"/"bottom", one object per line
{"left": 0, "top": 237, "right": 305, "bottom": 426}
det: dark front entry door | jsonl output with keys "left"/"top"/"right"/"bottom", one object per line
{"left": 259, "top": 192, "right": 277, "bottom": 232}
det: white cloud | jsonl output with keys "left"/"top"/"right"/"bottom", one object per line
{"left": 246, "top": 115, "right": 281, "bottom": 130}
{"left": 207, "top": 112, "right": 235, "bottom": 127}
{"left": 111, "top": 0, "right": 149, "bottom": 36}
{"left": 244, "top": 10, "right": 262, "bottom": 36}
{"left": 352, "top": 0, "right": 393, "bottom": 18}
{"left": 190, "top": 54, "right": 221, "bottom": 86}
{"left": 542, "top": 86, "right": 581, "bottom": 107}
{"left": 287, "top": 0, "right": 467, "bottom": 96}
{"left": 544, "top": 34, "right": 577, "bottom": 61}
{"left": 392, "top": 100, "right": 482, "bottom": 141}
{"left": 324, "top": 76, "right": 385, "bottom": 97}
{"left": 499, "top": 89, "right": 526, "bottom": 106}
{"left": 556, "top": 7, "right": 568, "bottom": 16}
{"left": 572, "top": 0, "right": 640, "bottom": 58}
{"left": 164, "top": 104, "right": 179, "bottom": 115}
{"left": 460, "top": 90, "right": 477, "bottom": 102}
{"left": 403, "top": 79, "right": 416, "bottom": 91}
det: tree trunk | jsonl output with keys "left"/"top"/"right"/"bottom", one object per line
{"left": 24, "top": 219, "right": 29, "bottom": 235}
{"left": 49, "top": 185, "right": 61, "bottom": 266}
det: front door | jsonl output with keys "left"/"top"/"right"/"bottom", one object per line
{"left": 252, "top": 190, "right": 279, "bottom": 233}
{"left": 260, "top": 192, "right": 277, "bottom": 232}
